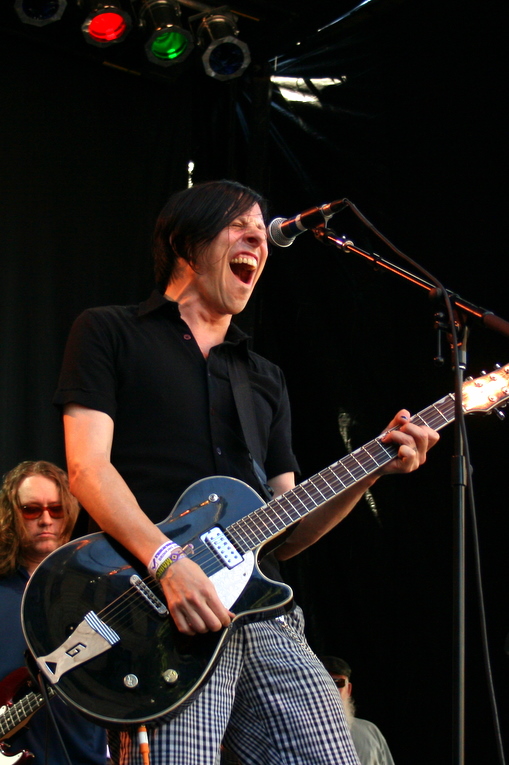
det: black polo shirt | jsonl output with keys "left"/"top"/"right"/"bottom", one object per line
{"left": 55, "top": 290, "right": 299, "bottom": 526}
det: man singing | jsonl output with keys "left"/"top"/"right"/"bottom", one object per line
{"left": 55, "top": 180, "right": 438, "bottom": 764}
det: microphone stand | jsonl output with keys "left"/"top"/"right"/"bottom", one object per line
{"left": 311, "top": 223, "right": 509, "bottom": 765}
{"left": 313, "top": 229, "right": 509, "bottom": 339}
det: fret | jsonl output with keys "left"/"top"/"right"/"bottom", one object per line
{"left": 254, "top": 512, "right": 280, "bottom": 537}
{"left": 292, "top": 482, "right": 324, "bottom": 509}
{"left": 224, "top": 385, "right": 502, "bottom": 554}
{"left": 353, "top": 445, "right": 380, "bottom": 472}
{"left": 0, "top": 689, "right": 46, "bottom": 737}
{"left": 229, "top": 516, "right": 265, "bottom": 549}
{"left": 272, "top": 494, "right": 304, "bottom": 523}
{"left": 268, "top": 495, "right": 297, "bottom": 525}
{"left": 226, "top": 528, "right": 252, "bottom": 552}
{"left": 298, "top": 480, "right": 326, "bottom": 504}
{"left": 315, "top": 467, "right": 347, "bottom": 494}
{"left": 279, "top": 488, "right": 309, "bottom": 516}
{"left": 337, "top": 458, "right": 357, "bottom": 481}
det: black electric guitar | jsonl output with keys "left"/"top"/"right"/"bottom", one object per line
{"left": 21, "top": 368, "right": 509, "bottom": 729}
{"left": 0, "top": 667, "right": 54, "bottom": 764}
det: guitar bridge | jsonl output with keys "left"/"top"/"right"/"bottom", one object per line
{"left": 201, "top": 527, "right": 243, "bottom": 569}
{"left": 130, "top": 575, "right": 168, "bottom": 615}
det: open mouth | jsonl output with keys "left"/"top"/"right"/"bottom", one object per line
{"left": 230, "top": 255, "right": 257, "bottom": 284}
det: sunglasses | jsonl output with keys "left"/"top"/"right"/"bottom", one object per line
{"left": 333, "top": 677, "right": 348, "bottom": 689}
{"left": 21, "top": 504, "right": 65, "bottom": 520}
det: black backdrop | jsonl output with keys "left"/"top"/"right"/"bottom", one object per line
{"left": 1, "top": 1, "right": 508, "bottom": 762}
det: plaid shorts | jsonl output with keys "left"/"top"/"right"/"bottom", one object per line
{"left": 109, "top": 607, "right": 360, "bottom": 765}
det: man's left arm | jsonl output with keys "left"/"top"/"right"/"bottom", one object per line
{"left": 272, "top": 410, "right": 439, "bottom": 561}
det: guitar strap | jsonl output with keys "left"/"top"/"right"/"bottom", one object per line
{"left": 226, "top": 351, "right": 274, "bottom": 503}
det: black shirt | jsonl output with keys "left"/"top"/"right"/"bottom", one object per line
{"left": 55, "top": 290, "right": 299, "bottom": 526}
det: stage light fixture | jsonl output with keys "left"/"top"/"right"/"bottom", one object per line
{"left": 138, "top": 0, "right": 194, "bottom": 67}
{"left": 81, "top": 2, "right": 132, "bottom": 47}
{"left": 14, "top": 0, "right": 66, "bottom": 26}
{"left": 194, "top": 9, "right": 250, "bottom": 81}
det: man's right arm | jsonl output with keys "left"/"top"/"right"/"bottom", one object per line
{"left": 63, "top": 403, "right": 231, "bottom": 636}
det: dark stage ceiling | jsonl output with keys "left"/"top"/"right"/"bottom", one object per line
{"left": 1, "top": 0, "right": 399, "bottom": 73}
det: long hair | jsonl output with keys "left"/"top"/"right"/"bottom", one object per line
{"left": 153, "top": 179, "right": 266, "bottom": 288}
{"left": 0, "top": 460, "right": 79, "bottom": 578}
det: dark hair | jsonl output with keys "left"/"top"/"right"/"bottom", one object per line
{"left": 0, "top": 460, "right": 80, "bottom": 578}
{"left": 320, "top": 656, "right": 352, "bottom": 678}
{"left": 153, "top": 179, "right": 266, "bottom": 288}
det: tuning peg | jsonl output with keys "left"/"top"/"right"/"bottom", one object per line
{"left": 494, "top": 408, "right": 506, "bottom": 421}
{"left": 481, "top": 370, "right": 487, "bottom": 375}
{"left": 494, "top": 363, "right": 501, "bottom": 369}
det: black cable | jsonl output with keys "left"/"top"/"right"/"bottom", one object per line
{"left": 37, "top": 671, "right": 74, "bottom": 765}
{"left": 342, "top": 199, "right": 507, "bottom": 765}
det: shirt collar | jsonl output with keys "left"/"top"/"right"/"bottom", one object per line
{"left": 137, "top": 289, "right": 176, "bottom": 317}
{"left": 137, "top": 290, "right": 250, "bottom": 351}
{"left": 17, "top": 565, "right": 30, "bottom": 582}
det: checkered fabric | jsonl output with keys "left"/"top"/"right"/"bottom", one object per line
{"left": 109, "top": 607, "right": 360, "bottom": 765}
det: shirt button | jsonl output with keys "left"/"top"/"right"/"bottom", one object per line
{"left": 216, "top": 447, "right": 222, "bottom": 455}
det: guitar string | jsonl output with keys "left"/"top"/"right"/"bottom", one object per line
{"left": 0, "top": 690, "right": 43, "bottom": 730}
{"left": 92, "top": 448, "right": 411, "bottom": 629}
{"left": 85, "top": 398, "right": 456, "bottom": 631}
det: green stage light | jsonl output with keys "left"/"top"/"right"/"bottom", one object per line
{"left": 139, "top": 0, "right": 194, "bottom": 67}
{"left": 14, "top": 0, "right": 66, "bottom": 26}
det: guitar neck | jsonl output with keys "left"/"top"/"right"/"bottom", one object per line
{"left": 227, "top": 393, "right": 456, "bottom": 552}
{"left": 0, "top": 688, "right": 50, "bottom": 739}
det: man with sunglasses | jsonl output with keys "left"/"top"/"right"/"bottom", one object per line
{"left": 0, "top": 460, "right": 107, "bottom": 764}
{"left": 321, "top": 656, "right": 395, "bottom": 765}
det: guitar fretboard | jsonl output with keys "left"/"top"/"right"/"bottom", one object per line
{"left": 0, "top": 689, "right": 46, "bottom": 737}
{"left": 226, "top": 393, "right": 456, "bottom": 552}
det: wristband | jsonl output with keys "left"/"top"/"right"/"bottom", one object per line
{"left": 154, "top": 546, "right": 188, "bottom": 581}
{"left": 147, "top": 540, "right": 180, "bottom": 578}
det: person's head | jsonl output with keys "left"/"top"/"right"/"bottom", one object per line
{"left": 153, "top": 180, "right": 268, "bottom": 308}
{"left": 320, "top": 656, "right": 356, "bottom": 726}
{"left": 0, "top": 461, "right": 79, "bottom": 577}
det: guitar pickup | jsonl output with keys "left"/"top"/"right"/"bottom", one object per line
{"left": 36, "top": 611, "right": 120, "bottom": 684}
{"left": 201, "top": 527, "right": 243, "bottom": 569}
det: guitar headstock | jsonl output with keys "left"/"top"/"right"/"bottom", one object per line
{"left": 462, "top": 365, "right": 509, "bottom": 414}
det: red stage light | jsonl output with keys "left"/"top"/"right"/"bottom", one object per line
{"left": 87, "top": 11, "right": 127, "bottom": 42}
{"left": 81, "top": 3, "right": 131, "bottom": 47}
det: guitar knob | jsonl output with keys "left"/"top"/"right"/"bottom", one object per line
{"left": 495, "top": 408, "right": 506, "bottom": 421}
{"left": 162, "top": 669, "right": 179, "bottom": 684}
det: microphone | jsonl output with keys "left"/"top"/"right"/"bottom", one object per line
{"left": 267, "top": 199, "right": 347, "bottom": 248}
